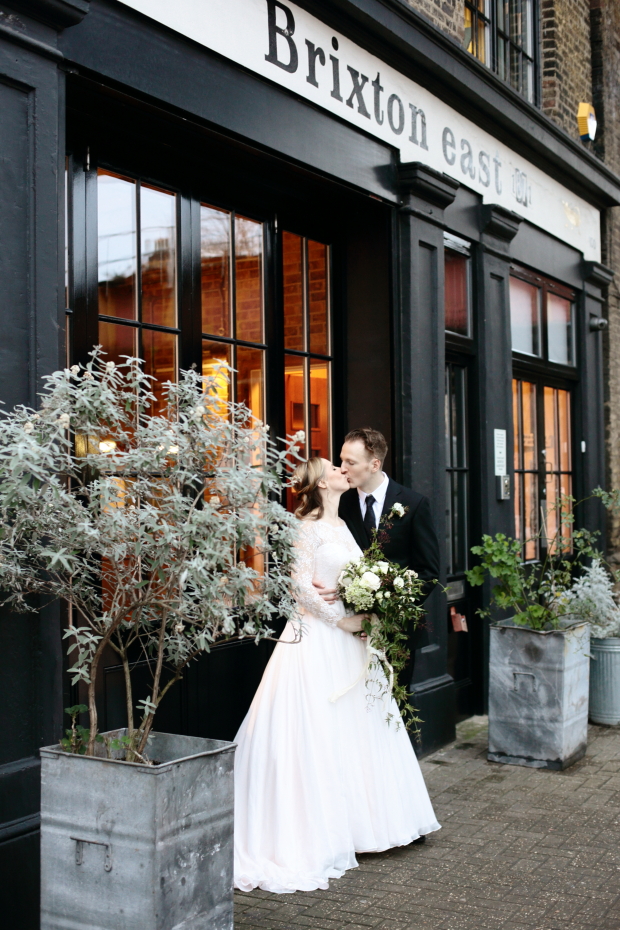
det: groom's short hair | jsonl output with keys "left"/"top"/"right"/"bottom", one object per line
{"left": 344, "top": 428, "right": 388, "bottom": 465}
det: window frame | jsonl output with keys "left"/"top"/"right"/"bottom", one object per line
{"left": 510, "top": 265, "right": 577, "bottom": 372}
{"left": 464, "top": 0, "right": 539, "bottom": 106}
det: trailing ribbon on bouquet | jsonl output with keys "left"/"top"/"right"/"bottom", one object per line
{"left": 329, "top": 636, "right": 395, "bottom": 704}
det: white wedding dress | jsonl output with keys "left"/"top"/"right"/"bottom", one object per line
{"left": 233, "top": 519, "right": 440, "bottom": 894}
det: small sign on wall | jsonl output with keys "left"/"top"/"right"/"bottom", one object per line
{"left": 494, "top": 429, "right": 507, "bottom": 476}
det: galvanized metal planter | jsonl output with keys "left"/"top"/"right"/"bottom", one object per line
{"left": 488, "top": 622, "right": 590, "bottom": 770}
{"left": 590, "top": 637, "right": 620, "bottom": 726}
{"left": 40, "top": 730, "right": 236, "bottom": 930}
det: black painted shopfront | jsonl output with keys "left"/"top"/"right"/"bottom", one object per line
{"left": 1, "top": 1, "right": 619, "bottom": 924}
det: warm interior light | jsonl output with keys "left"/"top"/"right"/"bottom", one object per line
{"left": 99, "top": 440, "right": 117, "bottom": 453}
{"left": 577, "top": 103, "right": 597, "bottom": 142}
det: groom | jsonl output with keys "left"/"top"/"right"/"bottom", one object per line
{"left": 315, "top": 427, "right": 440, "bottom": 672}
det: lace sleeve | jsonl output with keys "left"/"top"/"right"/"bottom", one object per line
{"left": 292, "top": 522, "right": 343, "bottom": 627}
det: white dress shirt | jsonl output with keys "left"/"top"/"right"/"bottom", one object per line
{"left": 358, "top": 472, "right": 390, "bottom": 528}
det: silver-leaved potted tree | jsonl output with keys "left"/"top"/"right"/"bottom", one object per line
{"left": 466, "top": 490, "right": 617, "bottom": 771}
{"left": 559, "top": 559, "right": 620, "bottom": 726}
{"left": 0, "top": 351, "right": 299, "bottom": 930}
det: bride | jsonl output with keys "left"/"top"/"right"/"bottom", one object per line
{"left": 233, "top": 457, "right": 440, "bottom": 894}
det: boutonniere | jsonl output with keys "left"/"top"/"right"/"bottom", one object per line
{"left": 388, "top": 503, "right": 408, "bottom": 519}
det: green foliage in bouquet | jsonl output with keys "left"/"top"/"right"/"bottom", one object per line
{"left": 466, "top": 490, "right": 620, "bottom": 631}
{"left": 337, "top": 505, "right": 430, "bottom": 729}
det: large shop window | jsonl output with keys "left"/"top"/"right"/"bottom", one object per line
{"left": 464, "top": 1, "right": 537, "bottom": 104}
{"left": 510, "top": 268, "right": 576, "bottom": 559}
{"left": 70, "top": 168, "right": 333, "bottom": 465}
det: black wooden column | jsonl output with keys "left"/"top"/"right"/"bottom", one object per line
{"left": 476, "top": 204, "right": 522, "bottom": 709}
{"left": 0, "top": 3, "right": 88, "bottom": 927}
{"left": 578, "top": 261, "right": 614, "bottom": 542}
{"left": 396, "top": 163, "right": 459, "bottom": 755}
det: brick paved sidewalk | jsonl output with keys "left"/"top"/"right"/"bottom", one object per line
{"left": 234, "top": 717, "right": 620, "bottom": 930}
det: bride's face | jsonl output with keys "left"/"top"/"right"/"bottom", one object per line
{"left": 318, "top": 459, "right": 350, "bottom": 496}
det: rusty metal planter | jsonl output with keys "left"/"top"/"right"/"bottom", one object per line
{"left": 488, "top": 622, "right": 590, "bottom": 770}
{"left": 40, "top": 730, "right": 235, "bottom": 930}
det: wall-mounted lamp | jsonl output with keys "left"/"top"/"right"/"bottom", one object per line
{"left": 578, "top": 103, "right": 597, "bottom": 142}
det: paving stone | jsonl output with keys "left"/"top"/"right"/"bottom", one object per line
{"left": 235, "top": 721, "right": 620, "bottom": 929}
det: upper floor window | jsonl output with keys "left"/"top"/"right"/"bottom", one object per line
{"left": 464, "top": 1, "right": 537, "bottom": 104}
{"left": 510, "top": 268, "right": 575, "bottom": 367}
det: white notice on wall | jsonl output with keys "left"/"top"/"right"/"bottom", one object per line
{"left": 494, "top": 429, "right": 507, "bottom": 477}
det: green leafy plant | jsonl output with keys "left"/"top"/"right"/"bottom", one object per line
{"left": 466, "top": 490, "right": 619, "bottom": 631}
{"left": 60, "top": 704, "right": 103, "bottom": 755}
{"left": 0, "top": 350, "right": 300, "bottom": 760}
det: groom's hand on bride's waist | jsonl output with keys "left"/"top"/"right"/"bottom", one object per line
{"left": 312, "top": 580, "right": 339, "bottom": 603}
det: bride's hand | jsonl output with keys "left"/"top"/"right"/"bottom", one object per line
{"left": 336, "top": 614, "right": 367, "bottom": 634}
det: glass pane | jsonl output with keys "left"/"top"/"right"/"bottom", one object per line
{"left": 544, "top": 386, "right": 558, "bottom": 474}
{"left": 235, "top": 215, "right": 263, "bottom": 343}
{"left": 558, "top": 389, "right": 571, "bottom": 473}
{"left": 141, "top": 184, "right": 177, "bottom": 328}
{"left": 453, "top": 367, "right": 467, "bottom": 467}
{"left": 309, "top": 359, "right": 331, "bottom": 459}
{"left": 524, "top": 471, "right": 538, "bottom": 561}
{"left": 545, "top": 473, "right": 559, "bottom": 552}
{"left": 97, "top": 170, "right": 137, "bottom": 321}
{"left": 521, "top": 380, "right": 537, "bottom": 471}
{"left": 99, "top": 320, "right": 137, "bottom": 366}
{"left": 547, "top": 293, "right": 574, "bottom": 365}
{"left": 510, "top": 277, "right": 541, "bottom": 356}
{"left": 142, "top": 328, "right": 177, "bottom": 416}
{"left": 477, "top": 14, "right": 488, "bottom": 64}
{"left": 283, "top": 231, "right": 304, "bottom": 351}
{"left": 202, "top": 340, "right": 231, "bottom": 418}
{"left": 445, "top": 249, "right": 470, "bottom": 336}
{"left": 445, "top": 470, "right": 453, "bottom": 575}
{"left": 285, "top": 354, "right": 306, "bottom": 446}
{"left": 464, "top": 6, "right": 473, "bottom": 53}
{"left": 512, "top": 379, "right": 521, "bottom": 470}
{"left": 201, "top": 205, "right": 231, "bottom": 338}
{"left": 559, "top": 473, "right": 573, "bottom": 551}
{"left": 445, "top": 368, "right": 452, "bottom": 467}
{"left": 308, "top": 240, "right": 329, "bottom": 355}
{"left": 236, "top": 346, "right": 264, "bottom": 424}
{"left": 514, "top": 472, "right": 522, "bottom": 548}
{"left": 454, "top": 470, "right": 468, "bottom": 574}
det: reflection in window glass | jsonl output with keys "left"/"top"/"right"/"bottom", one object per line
{"left": 543, "top": 386, "right": 572, "bottom": 553}
{"left": 99, "top": 320, "right": 137, "bottom": 366}
{"left": 513, "top": 378, "right": 539, "bottom": 560}
{"left": 142, "top": 328, "right": 177, "bottom": 416}
{"left": 547, "top": 293, "right": 574, "bottom": 366}
{"left": 445, "top": 364, "right": 469, "bottom": 576}
{"left": 97, "top": 171, "right": 137, "bottom": 320}
{"left": 283, "top": 232, "right": 304, "bottom": 351}
{"left": 308, "top": 240, "right": 329, "bottom": 356}
{"left": 309, "top": 360, "right": 331, "bottom": 458}
{"left": 141, "top": 184, "right": 177, "bottom": 328}
{"left": 237, "top": 346, "right": 264, "bottom": 424}
{"left": 202, "top": 340, "right": 231, "bottom": 416}
{"left": 201, "top": 205, "right": 231, "bottom": 338}
{"left": 445, "top": 249, "right": 471, "bottom": 336}
{"left": 510, "top": 276, "right": 541, "bottom": 356}
{"left": 235, "top": 216, "right": 263, "bottom": 343}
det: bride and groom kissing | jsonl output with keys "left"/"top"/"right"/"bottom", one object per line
{"left": 233, "top": 427, "right": 441, "bottom": 894}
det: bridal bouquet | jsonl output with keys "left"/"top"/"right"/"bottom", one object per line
{"left": 336, "top": 505, "right": 428, "bottom": 728}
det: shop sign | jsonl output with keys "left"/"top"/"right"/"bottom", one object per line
{"left": 119, "top": 0, "right": 601, "bottom": 260}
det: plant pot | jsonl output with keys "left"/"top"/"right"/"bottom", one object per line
{"left": 488, "top": 622, "right": 590, "bottom": 770}
{"left": 40, "top": 730, "right": 236, "bottom": 930}
{"left": 589, "top": 636, "right": 620, "bottom": 725}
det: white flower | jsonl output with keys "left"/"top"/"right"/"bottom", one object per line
{"left": 105, "top": 361, "right": 115, "bottom": 373}
{"left": 57, "top": 413, "right": 70, "bottom": 428}
{"left": 23, "top": 421, "right": 34, "bottom": 434}
{"left": 70, "top": 365, "right": 80, "bottom": 377}
{"left": 82, "top": 370, "right": 93, "bottom": 380}
{"left": 384, "top": 591, "right": 391, "bottom": 598}
{"left": 293, "top": 430, "right": 305, "bottom": 443}
{"left": 191, "top": 405, "right": 206, "bottom": 420}
{"left": 376, "top": 590, "right": 384, "bottom": 600}
{"left": 173, "top": 622, "right": 185, "bottom": 634}
{"left": 392, "top": 503, "right": 405, "bottom": 517}
{"left": 393, "top": 576, "right": 405, "bottom": 589}
{"left": 375, "top": 561, "right": 389, "bottom": 574}
{"left": 405, "top": 569, "right": 418, "bottom": 579}
{"left": 360, "top": 571, "right": 381, "bottom": 591}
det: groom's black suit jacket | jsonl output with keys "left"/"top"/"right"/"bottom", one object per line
{"left": 339, "top": 478, "right": 440, "bottom": 660}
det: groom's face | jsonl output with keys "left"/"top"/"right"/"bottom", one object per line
{"left": 340, "top": 440, "right": 381, "bottom": 490}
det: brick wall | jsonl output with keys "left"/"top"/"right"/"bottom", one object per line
{"left": 541, "top": 0, "right": 593, "bottom": 140}
{"left": 404, "top": 0, "right": 462, "bottom": 43}
{"left": 590, "top": 0, "right": 620, "bottom": 560}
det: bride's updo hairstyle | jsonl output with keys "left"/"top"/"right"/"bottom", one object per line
{"left": 292, "top": 457, "right": 325, "bottom": 520}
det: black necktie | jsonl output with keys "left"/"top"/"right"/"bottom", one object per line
{"left": 363, "top": 494, "right": 376, "bottom": 539}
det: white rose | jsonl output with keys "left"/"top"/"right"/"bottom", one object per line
{"left": 360, "top": 571, "right": 381, "bottom": 591}
{"left": 392, "top": 503, "right": 405, "bottom": 517}
{"left": 375, "top": 561, "right": 389, "bottom": 574}
{"left": 393, "top": 576, "right": 405, "bottom": 589}
{"left": 23, "top": 421, "right": 34, "bottom": 434}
